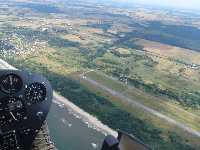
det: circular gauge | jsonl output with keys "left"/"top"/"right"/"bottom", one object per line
{"left": 0, "top": 74, "right": 23, "bottom": 94}
{"left": 0, "top": 97, "right": 25, "bottom": 126}
{"left": 25, "top": 83, "right": 46, "bottom": 105}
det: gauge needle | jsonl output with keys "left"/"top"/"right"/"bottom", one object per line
{"left": 10, "top": 112, "right": 17, "bottom": 121}
{"left": 9, "top": 75, "right": 13, "bottom": 86}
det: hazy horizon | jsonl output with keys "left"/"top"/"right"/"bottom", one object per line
{"left": 105, "top": 0, "right": 200, "bottom": 11}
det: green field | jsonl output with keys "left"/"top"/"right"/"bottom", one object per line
{"left": 0, "top": 0, "right": 200, "bottom": 149}
{"left": 84, "top": 71, "right": 200, "bottom": 131}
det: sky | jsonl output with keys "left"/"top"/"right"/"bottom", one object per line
{"left": 115, "top": 0, "right": 200, "bottom": 10}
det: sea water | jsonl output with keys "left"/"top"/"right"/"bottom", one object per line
{"left": 47, "top": 101, "right": 106, "bottom": 150}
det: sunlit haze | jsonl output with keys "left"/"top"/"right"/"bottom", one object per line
{"left": 115, "top": 0, "right": 200, "bottom": 10}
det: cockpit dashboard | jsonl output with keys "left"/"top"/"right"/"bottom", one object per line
{"left": 0, "top": 70, "right": 52, "bottom": 150}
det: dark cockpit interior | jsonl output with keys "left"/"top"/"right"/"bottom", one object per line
{"left": 0, "top": 70, "right": 52, "bottom": 150}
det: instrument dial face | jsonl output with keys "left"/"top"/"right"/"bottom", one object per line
{"left": 0, "top": 70, "right": 52, "bottom": 150}
{"left": 0, "top": 97, "right": 26, "bottom": 127}
{"left": 0, "top": 74, "right": 23, "bottom": 94}
{"left": 25, "top": 83, "right": 46, "bottom": 105}
{"left": 0, "top": 97, "right": 23, "bottom": 112}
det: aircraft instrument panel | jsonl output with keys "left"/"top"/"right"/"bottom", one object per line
{"left": 0, "top": 70, "right": 52, "bottom": 150}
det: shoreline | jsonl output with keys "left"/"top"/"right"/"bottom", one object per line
{"left": 53, "top": 92, "right": 118, "bottom": 137}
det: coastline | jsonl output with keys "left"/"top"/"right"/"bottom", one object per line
{"left": 53, "top": 92, "right": 118, "bottom": 137}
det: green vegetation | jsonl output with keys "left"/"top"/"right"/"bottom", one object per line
{"left": 84, "top": 71, "right": 200, "bottom": 131}
{"left": 127, "top": 77, "right": 200, "bottom": 108}
{"left": 0, "top": 1, "right": 200, "bottom": 149}
{"left": 6, "top": 24, "right": 200, "bottom": 110}
{"left": 125, "top": 22, "right": 200, "bottom": 52}
{"left": 85, "top": 23, "right": 112, "bottom": 32}
{"left": 43, "top": 73, "right": 198, "bottom": 150}
{"left": 3, "top": 57, "right": 196, "bottom": 150}
{"left": 1, "top": 23, "right": 199, "bottom": 149}
{"left": 13, "top": 27, "right": 80, "bottom": 48}
{"left": 94, "top": 51, "right": 200, "bottom": 109}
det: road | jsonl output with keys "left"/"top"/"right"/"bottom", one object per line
{"left": 80, "top": 72, "right": 200, "bottom": 138}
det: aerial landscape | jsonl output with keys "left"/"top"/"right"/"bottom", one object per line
{"left": 0, "top": 0, "right": 200, "bottom": 149}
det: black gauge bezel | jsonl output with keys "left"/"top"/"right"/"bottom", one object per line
{"left": 0, "top": 69, "right": 52, "bottom": 150}
{"left": 0, "top": 73, "right": 23, "bottom": 94}
{"left": 25, "top": 82, "right": 47, "bottom": 105}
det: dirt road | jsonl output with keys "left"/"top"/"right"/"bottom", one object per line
{"left": 80, "top": 73, "right": 200, "bottom": 138}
